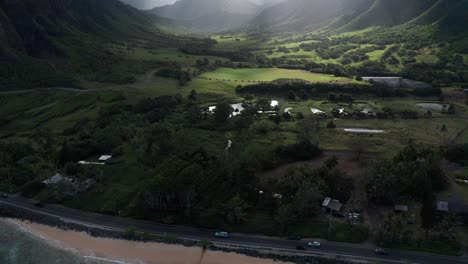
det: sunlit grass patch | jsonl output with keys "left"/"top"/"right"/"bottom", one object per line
{"left": 200, "top": 67, "right": 353, "bottom": 83}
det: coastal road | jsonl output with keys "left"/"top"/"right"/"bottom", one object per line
{"left": 1, "top": 196, "right": 467, "bottom": 264}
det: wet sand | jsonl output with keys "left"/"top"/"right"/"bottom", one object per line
{"left": 6, "top": 219, "right": 290, "bottom": 264}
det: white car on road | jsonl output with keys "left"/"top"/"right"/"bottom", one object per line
{"left": 214, "top": 232, "right": 229, "bottom": 238}
{"left": 308, "top": 241, "right": 321, "bottom": 247}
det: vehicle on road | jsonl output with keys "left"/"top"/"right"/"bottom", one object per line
{"left": 214, "top": 231, "right": 229, "bottom": 238}
{"left": 0, "top": 193, "right": 8, "bottom": 198}
{"left": 375, "top": 248, "right": 389, "bottom": 255}
{"left": 307, "top": 241, "right": 321, "bottom": 248}
{"left": 34, "top": 202, "right": 45, "bottom": 208}
{"left": 296, "top": 245, "right": 306, "bottom": 250}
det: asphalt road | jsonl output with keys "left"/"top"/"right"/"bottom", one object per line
{"left": 1, "top": 196, "right": 467, "bottom": 264}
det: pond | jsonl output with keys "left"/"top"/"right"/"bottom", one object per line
{"left": 344, "top": 128, "right": 385, "bottom": 133}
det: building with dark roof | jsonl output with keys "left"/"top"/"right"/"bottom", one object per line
{"left": 436, "top": 201, "right": 449, "bottom": 213}
{"left": 322, "top": 197, "right": 343, "bottom": 212}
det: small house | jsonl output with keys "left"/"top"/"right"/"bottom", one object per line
{"left": 449, "top": 199, "right": 468, "bottom": 223}
{"left": 394, "top": 205, "right": 409, "bottom": 213}
{"left": 98, "top": 155, "right": 113, "bottom": 162}
{"left": 322, "top": 197, "right": 343, "bottom": 212}
{"left": 436, "top": 201, "right": 449, "bottom": 213}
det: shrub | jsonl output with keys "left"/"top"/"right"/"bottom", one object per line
{"left": 123, "top": 226, "right": 137, "bottom": 239}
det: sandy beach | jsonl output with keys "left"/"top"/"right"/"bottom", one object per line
{"left": 5, "top": 219, "right": 290, "bottom": 264}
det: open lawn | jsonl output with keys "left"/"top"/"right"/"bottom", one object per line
{"left": 455, "top": 126, "right": 468, "bottom": 144}
{"left": 200, "top": 67, "right": 354, "bottom": 83}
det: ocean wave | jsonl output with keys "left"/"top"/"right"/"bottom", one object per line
{"left": 83, "top": 255, "right": 133, "bottom": 264}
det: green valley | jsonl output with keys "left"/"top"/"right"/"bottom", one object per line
{"left": 1, "top": 0, "right": 468, "bottom": 262}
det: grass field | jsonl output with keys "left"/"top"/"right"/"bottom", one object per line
{"left": 200, "top": 67, "right": 354, "bottom": 83}
{"left": 455, "top": 127, "right": 468, "bottom": 144}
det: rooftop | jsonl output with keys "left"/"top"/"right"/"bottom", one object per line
{"left": 394, "top": 205, "right": 409, "bottom": 212}
{"left": 436, "top": 201, "right": 449, "bottom": 212}
{"left": 98, "top": 155, "right": 113, "bottom": 161}
{"left": 322, "top": 197, "right": 343, "bottom": 212}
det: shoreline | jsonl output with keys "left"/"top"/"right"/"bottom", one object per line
{"left": 0, "top": 202, "right": 358, "bottom": 264}
{"left": 3, "top": 218, "right": 291, "bottom": 264}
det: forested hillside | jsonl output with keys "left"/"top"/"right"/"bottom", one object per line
{"left": 244, "top": 0, "right": 468, "bottom": 35}
{"left": 149, "top": 0, "right": 263, "bottom": 33}
{"left": 339, "top": 0, "right": 437, "bottom": 31}
{"left": 0, "top": 0, "right": 208, "bottom": 89}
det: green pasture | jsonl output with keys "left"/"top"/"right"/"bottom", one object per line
{"left": 200, "top": 67, "right": 353, "bottom": 83}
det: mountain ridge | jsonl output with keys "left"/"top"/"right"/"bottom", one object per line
{"left": 242, "top": 0, "right": 468, "bottom": 36}
{"left": 149, "top": 0, "right": 265, "bottom": 32}
{"left": 0, "top": 0, "right": 208, "bottom": 89}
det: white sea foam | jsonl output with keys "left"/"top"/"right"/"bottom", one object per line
{"left": 84, "top": 255, "right": 132, "bottom": 264}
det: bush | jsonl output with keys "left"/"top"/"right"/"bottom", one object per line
{"left": 446, "top": 144, "right": 468, "bottom": 165}
{"left": 20, "top": 180, "right": 44, "bottom": 198}
{"left": 123, "top": 226, "right": 137, "bottom": 239}
{"left": 327, "top": 121, "right": 336, "bottom": 129}
{"left": 252, "top": 120, "right": 274, "bottom": 135}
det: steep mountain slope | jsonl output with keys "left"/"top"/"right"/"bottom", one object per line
{"left": 244, "top": 0, "right": 467, "bottom": 34}
{"left": 0, "top": 0, "right": 205, "bottom": 89}
{"left": 408, "top": 0, "right": 468, "bottom": 38}
{"left": 340, "top": 0, "right": 438, "bottom": 31}
{"left": 0, "top": 0, "right": 170, "bottom": 57}
{"left": 245, "top": 0, "right": 375, "bottom": 33}
{"left": 406, "top": 0, "right": 450, "bottom": 25}
{"left": 151, "top": 0, "right": 260, "bottom": 20}
{"left": 182, "top": 12, "right": 256, "bottom": 33}
{"left": 246, "top": 0, "right": 343, "bottom": 32}
{"left": 149, "top": 0, "right": 262, "bottom": 32}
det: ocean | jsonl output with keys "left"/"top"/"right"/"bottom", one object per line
{"left": 0, "top": 220, "right": 106, "bottom": 264}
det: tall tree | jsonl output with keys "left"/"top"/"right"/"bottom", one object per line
{"left": 421, "top": 187, "right": 436, "bottom": 237}
{"left": 223, "top": 195, "right": 249, "bottom": 224}
{"left": 214, "top": 101, "right": 232, "bottom": 123}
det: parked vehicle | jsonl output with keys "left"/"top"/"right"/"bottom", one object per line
{"left": 375, "top": 248, "right": 389, "bottom": 255}
{"left": 307, "top": 241, "right": 321, "bottom": 248}
{"left": 34, "top": 202, "right": 45, "bottom": 208}
{"left": 296, "top": 245, "right": 306, "bottom": 250}
{"left": 214, "top": 231, "right": 229, "bottom": 238}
